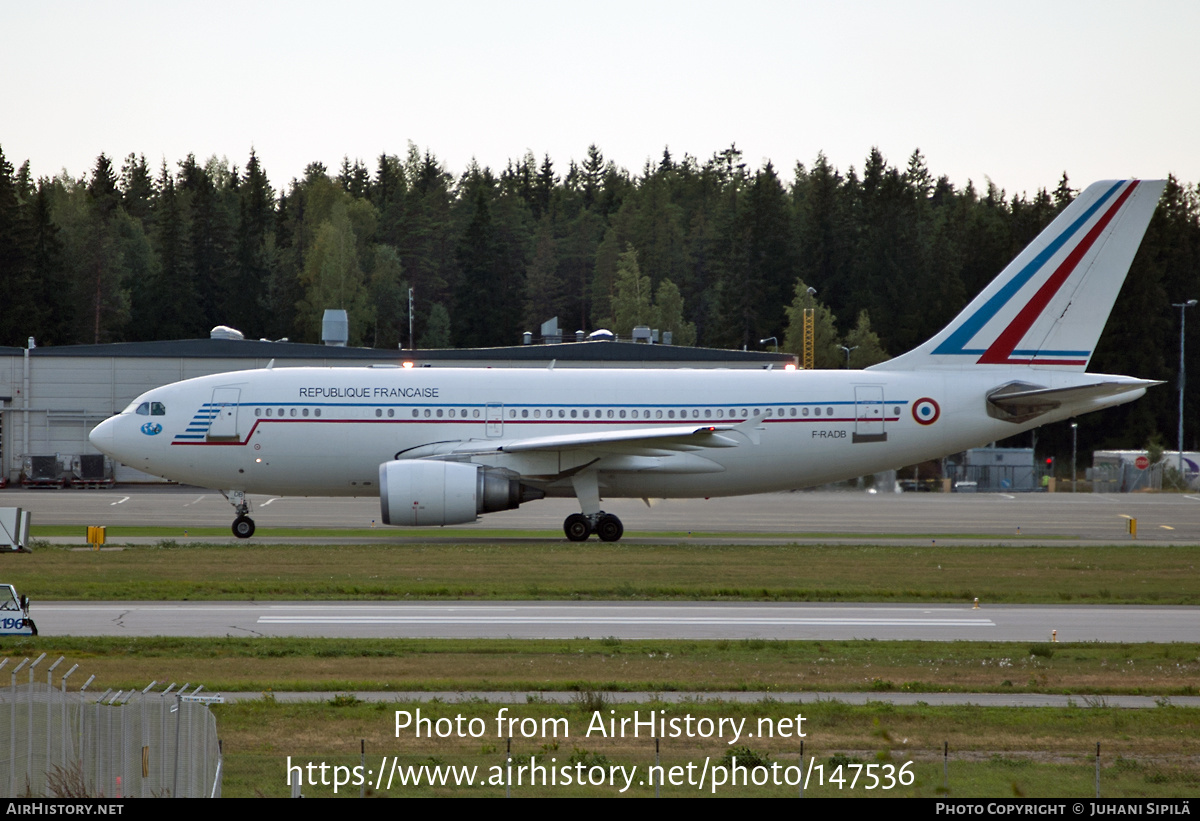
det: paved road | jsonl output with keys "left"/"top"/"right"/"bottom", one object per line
{"left": 10, "top": 487, "right": 1200, "bottom": 543}
{"left": 35, "top": 601, "right": 1200, "bottom": 642}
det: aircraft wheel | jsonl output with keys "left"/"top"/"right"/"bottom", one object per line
{"left": 596, "top": 513, "right": 624, "bottom": 542}
{"left": 564, "top": 513, "right": 591, "bottom": 542}
{"left": 232, "top": 515, "right": 256, "bottom": 539}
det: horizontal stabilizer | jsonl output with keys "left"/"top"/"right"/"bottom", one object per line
{"left": 987, "top": 379, "right": 1162, "bottom": 423}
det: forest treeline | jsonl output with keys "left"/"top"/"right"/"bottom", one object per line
{"left": 1, "top": 142, "right": 1199, "bottom": 456}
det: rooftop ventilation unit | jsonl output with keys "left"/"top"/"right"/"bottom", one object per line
{"left": 322, "top": 309, "right": 349, "bottom": 347}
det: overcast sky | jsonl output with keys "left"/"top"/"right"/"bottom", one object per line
{"left": 5, "top": 0, "right": 1197, "bottom": 197}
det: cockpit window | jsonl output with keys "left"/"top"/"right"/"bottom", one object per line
{"left": 135, "top": 403, "right": 150, "bottom": 416}
{"left": 151, "top": 402, "right": 166, "bottom": 416}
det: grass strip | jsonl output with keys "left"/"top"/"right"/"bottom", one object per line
{"left": 6, "top": 636, "right": 1199, "bottom": 696}
{"left": 217, "top": 698, "right": 1200, "bottom": 797}
{"left": 7, "top": 541, "right": 1200, "bottom": 603}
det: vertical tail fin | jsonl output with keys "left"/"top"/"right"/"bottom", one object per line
{"left": 874, "top": 179, "right": 1164, "bottom": 371}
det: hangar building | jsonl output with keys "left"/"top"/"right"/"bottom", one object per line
{"left": 0, "top": 338, "right": 793, "bottom": 485}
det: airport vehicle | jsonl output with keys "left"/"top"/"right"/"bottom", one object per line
{"left": 0, "top": 583, "right": 37, "bottom": 636}
{"left": 89, "top": 180, "right": 1165, "bottom": 541}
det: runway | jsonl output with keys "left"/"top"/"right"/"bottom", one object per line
{"left": 10, "top": 486, "right": 1200, "bottom": 543}
{"left": 13, "top": 488, "right": 1200, "bottom": 643}
{"left": 35, "top": 601, "right": 1200, "bottom": 642}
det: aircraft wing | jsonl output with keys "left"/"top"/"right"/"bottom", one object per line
{"left": 453, "top": 423, "right": 745, "bottom": 455}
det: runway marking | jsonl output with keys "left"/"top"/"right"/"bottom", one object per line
{"left": 183, "top": 495, "right": 207, "bottom": 506}
{"left": 1160, "top": 525, "right": 1175, "bottom": 530}
{"left": 999, "top": 494, "right": 1016, "bottom": 500}
{"left": 1186, "top": 496, "right": 1200, "bottom": 503}
{"left": 257, "top": 615, "right": 995, "bottom": 627}
{"left": 110, "top": 496, "right": 129, "bottom": 506}
{"left": 260, "top": 498, "right": 281, "bottom": 507}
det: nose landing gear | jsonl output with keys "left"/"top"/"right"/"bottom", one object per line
{"left": 232, "top": 515, "right": 255, "bottom": 538}
{"left": 223, "top": 490, "right": 256, "bottom": 539}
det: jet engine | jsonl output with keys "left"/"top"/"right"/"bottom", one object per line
{"left": 378, "top": 460, "right": 544, "bottom": 526}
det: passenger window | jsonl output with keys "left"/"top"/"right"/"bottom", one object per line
{"left": 303, "top": 408, "right": 310, "bottom": 417}
{"left": 255, "top": 408, "right": 262, "bottom": 418}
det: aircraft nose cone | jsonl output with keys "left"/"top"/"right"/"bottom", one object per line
{"left": 89, "top": 416, "right": 116, "bottom": 453}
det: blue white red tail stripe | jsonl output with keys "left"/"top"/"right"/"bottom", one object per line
{"left": 977, "top": 181, "right": 1139, "bottom": 365}
{"left": 875, "top": 179, "right": 1164, "bottom": 372}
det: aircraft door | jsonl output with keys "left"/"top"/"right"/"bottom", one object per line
{"left": 852, "top": 386, "right": 887, "bottom": 444}
{"left": 207, "top": 387, "right": 243, "bottom": 441}
{"left": 486, "top": 403, "right": 503, "bottom": 438}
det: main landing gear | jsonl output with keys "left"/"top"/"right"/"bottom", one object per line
{"left": 564, "top": 470, "right": 624, "bottom": 542}
{"left": 563, "top": 512, "right": 624, "bottom": 543}
{"left": 224, "top": 490, "right": 256, "bottom": 539}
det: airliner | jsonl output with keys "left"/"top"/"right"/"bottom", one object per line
{"left": 89, "top": 179, "right": 1165, "bottom": 541}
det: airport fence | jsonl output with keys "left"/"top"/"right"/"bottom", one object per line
{"left": 0, "top": 671, "right": 221, "bottom": 798}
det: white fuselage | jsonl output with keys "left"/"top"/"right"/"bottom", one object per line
{"left": 90, "top": 364, "right": 1147, "bottom": 499}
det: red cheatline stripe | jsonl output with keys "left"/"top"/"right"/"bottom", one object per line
{"left": 977, "top": 181, "right": 1139, "bottom": 364}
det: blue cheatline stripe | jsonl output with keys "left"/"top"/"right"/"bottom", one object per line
{"left": 932, "top": 181, "right": 1124, "bottom": 356}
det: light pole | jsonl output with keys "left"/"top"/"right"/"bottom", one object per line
{"left": 759, "top": 336, "right": 778, "bottom": 353}
{"left": 840, "top": 345, "right": 857, "bottom": 369}
{"left": 1071, "top": 422, "right": 1078, "bottom": 493}
{"left": 1172, "top": 300, "right": 1198, "bottom": 480}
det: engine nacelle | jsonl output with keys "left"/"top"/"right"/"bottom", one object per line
{"left": 378, "top": 460, "right": 543, "bottom": 526}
